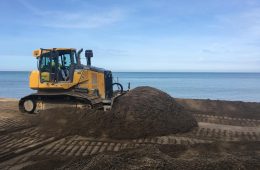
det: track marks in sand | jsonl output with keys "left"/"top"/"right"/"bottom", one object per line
{"left": 29, "top": 135, "right": 209, "bottom": 158}
{"left": 0, "top": 134, "right": 211, "bottom": 169}
{"left": 0, "top": 127, "right": 57, "bottom": 162}
{"left": 0, "top": 117, "right": 32, "bottom": 135}
{"left": 194, "top": 114, "right": 260, "bottom": 127}
{"left": 1, "top": 119, "right": 259, "bottom": 169}
{"left": 0, "top": 112, "right": 259, "bottom": 169}
{"left": 185, "top": 123, "right": 260, "bottom": 141}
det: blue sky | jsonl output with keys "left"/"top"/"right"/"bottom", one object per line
{"left": 0, "top": 0, "right": 259, "bottom": 72}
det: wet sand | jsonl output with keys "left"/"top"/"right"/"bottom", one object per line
{"left": 0, "top": 97, "right": 259, "bottom": 170}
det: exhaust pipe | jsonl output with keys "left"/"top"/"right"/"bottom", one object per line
{"left": 77, "top": 48, "right": 83, "bottom": 65}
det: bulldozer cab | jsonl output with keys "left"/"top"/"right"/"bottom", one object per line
{"left": 38, "top": 49, "right": 77, "bottom": 83}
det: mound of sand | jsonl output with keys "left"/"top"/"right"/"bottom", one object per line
{"left": 36, "top": 86, "right": 197, "bottom": 139}
{"left": 108, "top": 86, "right": 197, "bottom": 139}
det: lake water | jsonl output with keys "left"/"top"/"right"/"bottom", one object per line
{"left": 0, "top": 71, "right": 260, "bottom": 102}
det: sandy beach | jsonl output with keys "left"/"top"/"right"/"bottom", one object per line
{"left": 0, "top": 94, "right": 259, "bottom": 169}
{"left": 1, "top": 0, "right": 260, "bottom": 169}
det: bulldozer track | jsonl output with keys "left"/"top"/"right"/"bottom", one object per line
{"left": 0, "top": 114, "right": 259, "bottom": 169}
{"left": 183, "top": 122, "right": 260, "bottom": 141}
{"left": 0, "top": 128, "right": 59, "bottom": 162}
{"left": 0, "top": 135, "right": 211, "bottom": 169}
{"left": 0, "top": 125, "right": 259, "bottom": 169}
{"left": 20, "top": 135, "right": 210, "bottom": 158}
{"left": 0, "top": 117, "right": 33, "bottom": 135}
{"left": 194, "top": 113, "right": 260, "bottom": 127}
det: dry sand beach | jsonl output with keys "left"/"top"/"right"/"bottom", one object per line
{"left": 0, "top": 87, "right": 259, "bottom": 169}
{"left": 2, "top": 0, "right": 260, "bottom": 169}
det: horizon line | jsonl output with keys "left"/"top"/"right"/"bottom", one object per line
{"left": 0, "top": 70, "right": 259, "bottom": 73}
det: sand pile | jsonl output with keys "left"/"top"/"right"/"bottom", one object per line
{"left": 36, "top": 86, "right": 197, "bottom": 139}
{"left": 108, "top": 86, "right": 197, "bottom": 139}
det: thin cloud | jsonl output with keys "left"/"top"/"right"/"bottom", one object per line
{"left": 18, "top": 0, "right": 52, "bottom": 16}
{"left": 201, "top": 42, "right": 231, "bottom": 54}
{"left": 18, "top": 0, "right": 125, "bottom": 29}
{"left": 214, "top": 8, "right": 260, "bottom": 37}
{"left": 43, "top": 9, "right": 124, "bottom": 29}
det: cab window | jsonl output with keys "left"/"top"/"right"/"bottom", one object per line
{"left": 39, "top": 54, "right": 51, "bottom": 72}
{"left": 72, "top": 51, "right": 78, "bottom": 65}
{"left": 58, "top": 53, "right": 72, "bottom": 68}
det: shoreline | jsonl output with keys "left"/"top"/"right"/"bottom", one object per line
{"left": 0, "top": 98, "right": 19, "bottom": 102}
{"left": 2, "top": 97, "right": 260, "bottom": 120}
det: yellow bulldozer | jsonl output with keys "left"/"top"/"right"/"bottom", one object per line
{"left": 19, "top": 48, "right": 124, "bottom": 113}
